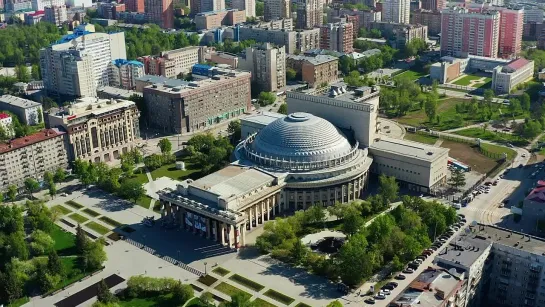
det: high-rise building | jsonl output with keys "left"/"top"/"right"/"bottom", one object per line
{"left": 40, "top": 29, "right": 127, "bottom": 97}
{"left": 47, "top": 97, "right": 140, "bottom": 163}
{"left": 65, "top": 0, "right": 91, "bottom": 7}
{"left": 98, "top": 2, "right": 125, "bottom": 19}
{"left": 232, "top": 0, "right": 255, "bottom": 18}
{"left": 296, "top": 0, "right": 323, "bottom": 30}
{"left": 420, "top": 0, "right": 444, "bottom": 11}
{"left": 44, "top": 5, "right": 67, "bottom": 25}
{"left": 440, "top": 7, "right": 500, "bottom": 58}
{"left": 496, "top": 8, "right": 524, "bottom": 59}
{"left": 137, "top": 46, "right": 204, "bottom": 78}
{"left": 320, "top": 22, "right": 354, "bottom": 53}
{"left": 524, "top": 8, "right": 543, "bottom": 24}
{"left": 238, "top": 43, "right": 286, "bottom": 93}
{"left": 143, "top": 66, "right": 250, "bottom": 134}
{"left": 125, "top": 0, "right": 144, "bottom": 12}
{"left": 108, "top": 59, "right": 145, "bottom": 90}
{"left": 410, "top": 9, "right": 441, "bottom": 36}
{"left": 145, "top": 0, "right": 173, "bottom": 28}
{"left": 383, "top": 0, "right": 410, "bottom": 24}
{"left": 190, "top": 0, "right": 224, "bottom": 15}
{"left": 327, "top": 8, "right": 381, "bottom": 30}
{"left": 264, "top": 0, "right": 290, "bottom": 21}
{"left": 194, "top": 9, "right": 246, "bottom": 30}
{"left": 5, "top": 0, "right": 32, "bottom": 12}
{"left": 31, "top": 0, "right": 62, "bottom": 11}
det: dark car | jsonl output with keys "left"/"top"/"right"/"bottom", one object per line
{"left": 395, "top": 274, "right": 407, "bottom": 280}
{"left": 388, "top": 282, "right": 399, "bottom": 287}
{"left": 364, "top": 298, "right": 376, "bottom": 304}
{"left": 382, "top": 284, "right": 395, "bottom": 291}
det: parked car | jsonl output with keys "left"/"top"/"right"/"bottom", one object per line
{"left": 395, "top": 274, "right": 407, "bottom": 280}
{"left": 403, "top": 268, "right": 415, "bottom": 274}
{"left": 382, "top": 284, "right": 395, "bottom": 291}
{"left": 374, "top": 293, "right": 386, "bottom": 300}
{"left": 364, "top": 298, "right": 376, "bottom": 304}
{"left": 388, "top": 282, "right": 399, "bottom": 287}
{"left": 382, "top": 289, "right": 391, "bottom": 296}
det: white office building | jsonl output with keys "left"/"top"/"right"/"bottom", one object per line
{"left": 0, "top": 95, "right": 43, "bottom": 126}
{"left": 383, "top": 0, "right": 410, "bottom": 24}
{"left": 492, "top": 58, "right": 534, "bottom": 94}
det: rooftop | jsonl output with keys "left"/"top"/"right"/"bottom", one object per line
{"left": 49, "top": 97, "right": 136, "bottom": 123}
{"left": 97, "top": 86, "right": 141, "bottom": 99}
{"left": 478, "top": 224, "right": 545, "bottom": 255}
{"left": 0, "top": 95, "right": 41, "bottom": 109}
{"left": 286, "top": 54, "right": 338, "bottom": 66}
{"left": 505, "top": 58, "right": 531, "bottom": 71}
{"left": 525, "top": 180, "right": 545, "bottom": 203}
{"left": 241, "top": 112, "right": 285, "bottom": 127}
{"left": 390, "top": 267, "right": 462, "bottom": 307}
{"left": 136, "top": 75, "right": 190, "bottom": 88}
{"left": 0, "top": 128, "right": 64, "bottom": 154}
{"left": 0, "top": 113, "right": 11, "bottom": 120}
{"left": 111, "top": 59, "right": 143, "bottom": 67}
{"left": 434, "top": 232, "right": 492, "bottom": 269}
{"left": 369, "top": 137, "right": 449, "bottom": 162}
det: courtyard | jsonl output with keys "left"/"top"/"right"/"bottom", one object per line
{"left": 452, "top": 74, "right": 492, "bottom": 89}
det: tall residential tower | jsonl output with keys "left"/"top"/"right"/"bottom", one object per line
{"left": 264, "top": 0, "right": 290, "bottom": 21}
{"left": 145, "top": 0, "right": 173, "bottom": 28}
{"left": 383, "top": 0, "right": 410, "bottom": 24}
{"left": 296, "top": 0, "right": 323, "bottom": 29}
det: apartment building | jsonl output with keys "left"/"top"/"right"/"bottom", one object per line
{"left": 31, "top": 0, "right": 62, "bottom": 11}
{"left": 6, "top": 0, "right": 32, "bottom": 12}
{"left": 371, "top": 21, "right": 428, "bottom": 49}
{"left": 98, "top": 2, "right": 125, "bottom": 19}
{"left": 142, "top": 66, "right": 251, "bottom": 134}
{"left": 44, "top": 5, "right": 67, "bottom": 26}
{"left": 0, "top": 129, "right": 68, "bottom": 191}
{"left": 40, "top": 30, "right": 127, "bottom": 96}
{"left": 410, "top": 9, "right": 441, "bottom": 36}
{"left": 328, "top": 8, "right": 381, "bottom": 30}
{"left": 24, "top": 10, "right": 45, "bottom": 25}
{"left": 492, "top": 58, "right": 534, "bottom": 94}
{"left": 0, "top": 95, "right": 43, "bottom": 126}
{"left": 440, "top": 7, "right": 500, "bottom": 58}
{"left": 383, "top": 0, "right": 409, "bottom": 24}
{"left": 231, "top": 0, "right": 255, "bottom": 18}
{"left": 0, "top": 113, "right": 14, "bottom": 138}
{"left": 144, "top": 0, "right": 173, "bottom": 28}
{"left": 108, "top": 59, "right": 145, "bottom": 90}
{"left": 238, "top": 26, "right": 320, "bottom": 54}
{"left": 253, "top": 18, "right": 293, "bottom": 30}
{"left": 195, "top": 9, "right": 246, "bottom": 30}
{"left": 66, "top": 0, "right": 91, "bottom": 7}
{"left": 296, "top": 0, "right": 323, "bottom": 29}
{"left": 47, "top": 97, "right": 140, "bottom": 163}
{"left": 238, "top": 43, "right": 286, "bottom": 93}
{"left": 137, "top": 46, "right": 204, "bottom": 78}
{"left": 420, "top": 0, "right": 444, "bottom": 11}
{"left": 320, "top": 22, "right": 354, "bottom": 53}
{"left": 125, "top": 0, "right": 144, "bottom": 13}
{"left": 190, "top": 0, "right": 225, "bottom": 15}
{"left": 286, "top": 54, "right": 338, "bottom": 88}
{"left": 524, "top": 8, "right": 543, "bottom": 24}
{"left": 264, "top": 0, "right": 289, "bottom": 21}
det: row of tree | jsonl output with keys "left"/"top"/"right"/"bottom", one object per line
{"left": 184, "top": 133, "right": 233, "bottom": 175}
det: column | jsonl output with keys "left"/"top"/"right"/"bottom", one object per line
{"left": 240, "top": 224, "right": 246, "bottom": 247}
{"left": 192, "top": 213, "right": 197, "bottom": 234}
{"left": 254, "top": 205, "right": 259, "bottom": 226}
{"left": 272, "top": 195, "right": 277, "bottom": 216}
{"left": 283, "top": 191, "right": 288, "bottom": 211}
{"left": 234, "top": 225, "right": 239, "bottom": 249}
{"left": 206, "top": 218, "right": 211, "bottom": 239}
{"left": 179, "top": 208, "right": 186, "bottom": 229}
{"left": 266, "top": 197, "right": 270, "bottom": 221}
{"left": 166, "top": 202, "right": 172, "bottom": 216}
{"left": 278, "top": 193, "right": 283, "bottom": 213}
{"left": 212, "top": 220, "right": 217, "bottom": 241}
{"left": 220, "top": 223, "right": 226, "bottom": 245}
{"left": 260, "top": 201, "right": 265, "bottom": 224}
{"left": 249, "top": 207, "right": 254, "bottom": 229}
{"left": 293, "top": 191, "right": 298, "bottom": 211}
{"left": 229, "top": 224, "right": 235, "bottom": 249}
{"left": 160, "top": 201, "right": 166, "bottom": 218}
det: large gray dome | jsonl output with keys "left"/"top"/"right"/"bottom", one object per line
{"left": 251, "top": 112, "right": 353, "bottom": 162}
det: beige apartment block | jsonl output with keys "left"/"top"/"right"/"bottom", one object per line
{"left": 138, "top": 46, "right": 204, "bottom": 79}
{"left": 286, "top": 54, "right": 338, "bottom": 88}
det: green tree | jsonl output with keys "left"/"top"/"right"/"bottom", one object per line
{"left": 424, "top": 95, "right": 438, "bottom": 122}
{"left": 35, "top": 262, "right": 59, "bottom": 292}
{"left": 97, "top": 279, "right": 117, "bottom": 303}
{"left": 30, "top": 230, "right": 54, "bottom": 255}
{"left": 200, "top": 291, "right": 214, "bottom": 307}
{"left": 258, "top": 91, "right": 276, "bottom": 106}
{"left": 221, "top": 292, "right": 256, "bottom": 307}
{"left": 378, "top": 174, "right": 399, "bottom": 204}
{"left": 447, "top": 168, "right": 466, "bottom": 190}
{"left": 14, "top": 65, "right": 30, "bottom": 82}
{"left": 306, "top": 205, "right": 326, "bottom": 224}
{"left": 338, "top": 233, "right": 372, "bottom": 286}
{"left": 255, "top": 0, "right": 264, "bottom": 16}
{"left": 342, "top": 209, "right": 364, "bottom": 236}
{"left": 82, "top": 240, "right": 107, "bottom": 271}
{"left": 121, "top": 160, "right": 135, "bottom": 178}
{"left": 54, "top": 167, "right": 66, "bottom": 182}
{"left": 24, "top": 178, "right": 39, "bottom": 196}
{"left": 521, "top": 92, "right": 531, "bottom": 112}
{"left": 286, "top": 67, "right": 297, "bottom": 81}
{"left": 327, "top": 301, "right": 343, "bottom": 307}
{"left": 0, "top": 263, "right": 24, "bottom": 302}
{"left": 76, "top": 223, "right": 89, "bottom": 254}
{"left": 172, "top": 282, "right": 194, "bottom": 305}
{"left": 6, "top": 231, "right": 29, "bottom": 260}
{"left": 158, "top": 138, "right": 172, "bottom": 154}
{"left": 227, "top": 120, "right": 241, "bottom": 141}
{"left": 119, "top": 180, "right": 145, "bottom": 203}
{"left": 31, "top": 64, "right": 40, "bottom": 80}
{"left": 483, "top": 89, "right": 494, "bottom": 106}
{"left": 278, "top": 103, "right": 288, "bottom": 115}
{"left": 290, "top": 239, "right": 308, "bottom": 265}
{"left": 43, "top": 171, "right": 54, "bottom": 184}
{"left": 47, "top": 250, "right": 64, "bottom": 276}
{"left": 508, "top": 98, "right": 521, "bottom": 117}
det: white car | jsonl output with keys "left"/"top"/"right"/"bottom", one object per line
{"left": 383, "top": 289, "right": 391, "bottom": 295}
{"left": 375, "top": 293, "right": 386, "bottom": 300}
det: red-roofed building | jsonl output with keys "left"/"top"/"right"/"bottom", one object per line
{"left": 0, "top": 128, "right": 68, "bottom": 191}
{"left": 522, "top": 182, "right": 545, "bottom": 228}
{"left": 24, "top": 10, "right": 45, "bottom": 25}
{"left": 0, "top": 113, "right": 13, "bottom": 138}
{"left": 492, "top": 58, "right": 534, "bottom": 94}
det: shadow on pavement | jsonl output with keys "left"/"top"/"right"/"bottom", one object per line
{"left": 54, "top": 274, "right": 124, "bottom": 307}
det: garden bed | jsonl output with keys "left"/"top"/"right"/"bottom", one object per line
{"left": 99, "top": 216, "right": 123, "bottom": 227}
{"left": 86, "top": 221, "right": 111, "bottom": 235}
{"left": 253, "top": 298, "right": 277, "bottom": 307}
{"left": 52, "top": 205, "right": 72, "bottom": 215}
{"left": 212, "top": 266, "right": 230, "bottom": 276}
{"left": 82, "top": 208, "right": 100, "bottom": 217}
{"left": 214, "top": 282, "right": 250, "bottom": 297}
{"left": 295, "top": 303, "right": 312, "bottom": 307}
{"left": 65, "top": 200, "right": 84, "bottom": 209}
{"left": 68, "top": 213, "right": 88, "bottom": 224}
{"left": 263, "top": 289, "right": 295, "bottom": 305}
{"left": 229, "top": 274, "right": 265, "bottom": 292}
{"left": 197, "top": 275, "right": 218, "bottom": 287}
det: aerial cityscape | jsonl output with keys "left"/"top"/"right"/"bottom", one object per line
{"left": 1, "top": 0, "right": 545, "bottom": 306}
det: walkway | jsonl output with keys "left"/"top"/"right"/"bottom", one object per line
{"left": 54, "top": 274, "right": 125, "bottom": 307}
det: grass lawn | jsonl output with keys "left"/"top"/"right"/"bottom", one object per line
{"left": 118, "top": 293, "right": 174, "bottom": 307}
{"left": 130, "top": 169, "right": 149, "bottom": 185}
{"left": 65, "top": 200, "right": 84, "bottom": 210}
{"left": 295, "top": 304, "right": 312, "bottom": 307}
{"left": 229, "top": 274, "right": 265, "bottom": 292}
{"left": 212, "top": 266, "right": 230, "bottom": 276}
{"left": 99, "top": 216, "right": 123, "bottom": 228}
{"left": 82, "top": 208, "right": 100, "bottom": 217}
{"left": 263, "top": 290, "right": 295, "bottom": 305}
{"left": 85, "top": 221, "right": 111, "bottom": 235}
{"left": 453, "top": 127, "right": 529, "bottom": 147}
{"left": 67, "top": 213, "right": 88, "bottom": 224}
{"left": 51, "top": 205, "right": 72, "bottom": 215}
{"left": 214, "top": 282, "right": 250, "bottom": 297}
{"left": 46, "top": 257, "right": 89, "bottom": 294}
{"left": 51, "top": 225, "right": 76, "bottom": 253}
{"left": 480, "top": 143, "right": 517, "bottom": 160}
{"left": 150, "top": 159, "right": 201, "bottom": 181}
{"left": 197, "top": 275, "right": 218, "bottom": 287}
{"left": 394, "top": 69, "right": 426, "bottom": 81}
{"left": 7, "top": 297, "right": 29, "bottom": 307}
{"left": 404, "top": 133, "right": 438, "bottom": 145}
{"left": 253, "top": 298, "right": 278, "bottom": 307}
{"left": 136, "top": 195, "right": 153, "bottom": 209}
{"left": 452, "top": 75, "right": 491, "bottom": 88}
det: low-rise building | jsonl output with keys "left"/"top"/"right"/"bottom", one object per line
{"left": 238, "top": 43, "right": 286, "bottom": 93}
{"left": 97, "top": 86, "right": 141, "bottom": 100}
{"left": 0, "top": 113, "right": 14, "bottom": 137}
{"left": 24, "top": 10, "right": 45, "bottom": 25}
{"left": 205, "top": 50, "right": 239, "bottom": 68}
{"left": 0, "top": 128, "right": 68, "bottom": 191}
{"left": 0, "top": 95, "right": 42, "bottom": 126}
{"left": 142, "top": 66, "right": 251, "bottom": 134}
{"left": 492, "top": 58, "right": 534, "bottom": 94}
{"left": 430, "top": 55, "right": 509, "bottom": 84}
{"left": 327, "top": 7, "right": 381, "bottom": 30}
{"left": 286, "top": 54, "right": 338, "bottom": 88}
{"left": 46, "top": 97, "right": 140, "bottom": 163}
{"left": 108, "top": 59, "right": 145, "bottom": 90}
{"left": 522, "top": 180, "right": 545, "bottom": 231}
{"left": 98, "top": 2, "right": 125, "bottom": 19}
{"left": 134, "top": 75, "right": 189, "bottom": 92}
{"left": 137, "top": 46, "right": 204, "bottom": 79}
{"left": 371, "top": 21, "right": 428, "bottom": 49}
{"left": 238, "top": 26, "right": 320, "bottom": 54}
{"left": 195, "top": 9, "right": 246, "bottom": 30}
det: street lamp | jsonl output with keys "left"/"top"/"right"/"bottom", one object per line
{"left": 204, "top": 262, "right": 208, "bottom": 275}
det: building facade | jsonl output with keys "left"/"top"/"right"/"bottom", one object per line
{"left": 142, "top": 66, "right": 251, "bottom": 134}
{"left": 108, "top": 59, "right": 145, "bottom": 90}
{"left": 371, "top": 21, "right": 428, "bottom": 49}
{"left": 144, "top": 0, "right": 173, "bottom": 28}
{"left": 137, "top": 46, "right": 204, "bottom": 79}
{"left": 47, "top": 97, "right": 140, "bottom": 163}
{"left": 319, "top": 22, "right": 354, "bottom": 53}
{"left": 190, "top": 0, "right": 225, "bottom": 15}
{"left": 328, "top": 8, "right": 381, "bottom": 30}
{"left": 410, "top": 9, "right": 441, "bottom": 36}
{"left": 420, "top": 0, "right": 444, "bottom": 11}
{"left": 492, "top": 58, "right": 534, "bottom": 94}
{"left": 0, "top": 95, "right": 43, "bottom": 126}
{"left": 440, "top": 7, "right": 500, "bottom": 58}
{"left": 286, "top": 54, "right": 338, "bottom": 88}
{"left": 238, "top": 43, "right": 286, "bottom": 93}
{"left": 98, "top": 2, "right": 125, "bottom": 19}
{"left": 44, "top": 5, "right": 67, "bottom": 25}
{"left": 31, "top": 0, "right": 62, "bottom": 10}
{"left": 296, "top": 0, "right": 323, "bottom": 29}
{"left": 264, "top": 0, "right": 289, "bottom": 21}
{"left": 24, "top": 10, "right": 45, "bottom": 25}
{"left": 195, "top": 9, "right": 245, "bottom": 30}
{"left": 40, "top": 30, "right": 127, "bottom": 96}
{"left": 231, "top": 0, "right": 254, "bottom": 18}
{"left": 383, "top": 0, "right": 409, "bottom": 24}
{"left": 0, "top": 129, "right": 68, "bottom": 191}
{"left": 125, "top": 0, "right": 144, "bottom": 12}
{"left": 238, "top": 26, "right": 320, "bottom": 54}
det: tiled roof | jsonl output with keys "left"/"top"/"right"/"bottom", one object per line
{"left": 0, "top": 113, "right": 11, "bottom": 120}
{"left": 506, "top": 58, "right": 530, "bottom": 71}
{"left": 0, "top": 128, "right": 64, "bottom": 154}
{"left": 525, "top": 183, "right": 545, "bottom": 203}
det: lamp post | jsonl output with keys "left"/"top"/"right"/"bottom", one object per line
{"left": 204, "top": 262, "right": 208, "bottom": 275}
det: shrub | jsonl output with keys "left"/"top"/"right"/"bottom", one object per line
{"left": 126, "top": 276, "right": 180, "bottom": 297}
